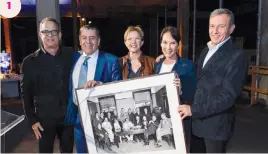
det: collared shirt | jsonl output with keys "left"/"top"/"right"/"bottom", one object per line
{"left": 203, "top": 37, "right": 231, "bottom": 68}
{"left": 72, "top": 50, "right": 99, "bottom": 89}
{"left": 72, "top": 50, "right": 99, "bottom": 104}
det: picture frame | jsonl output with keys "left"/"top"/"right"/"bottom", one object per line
{"left": 75, "top": 72, "right": 186, "bottom": 154}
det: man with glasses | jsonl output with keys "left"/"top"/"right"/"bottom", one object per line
{"left": 21, "top": 17, "right": 76, "bottom": 153}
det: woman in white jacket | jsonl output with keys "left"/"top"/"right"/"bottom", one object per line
{"left": 102, "top": 117, "right": 114, "bottom": 143}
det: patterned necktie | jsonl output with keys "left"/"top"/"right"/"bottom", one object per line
{"left": 78, "top": 56, "right": 90, "bottom": 88}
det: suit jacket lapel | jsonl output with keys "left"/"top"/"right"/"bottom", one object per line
{"left": 202, "top": 49, "right": 222, "bottom": 70}
{"left": 65, "top": 51, "right": 81, "bottom": 125}
{"left": 171, "top": 56, "right": 183, "bottom": 73}
{"left": 69, "top": 52, "right": 81, "bottom": 91}
{"left": 202, "top": 38, "right": 232, "bottom": 70}
{"left": 94, "top": 51, "right": 105, "bottom": 81}
{"left": 71, "top": 52, "right": 82, "bottom": 75}
{"left": 197, "top": 48, "right": 209, "bottom": 74}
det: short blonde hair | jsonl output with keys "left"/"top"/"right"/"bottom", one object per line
{"left": 124, "top": 25, "right": 144, "bottom": 41}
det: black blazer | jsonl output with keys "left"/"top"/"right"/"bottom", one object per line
{"left": 191, "top": 38, "right": 248, "bottom": 140}
{"left": 134, "top": 120, "right": 142, "bottom": 127}
{"left": 20, "top": 46, "right": 74, "bottom": 126}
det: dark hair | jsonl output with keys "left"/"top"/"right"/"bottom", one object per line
{"left": 39, "top": 17, "right": 60, "bottom": 31}
{"left": 160, "top": 26, "right": 180, "bottom": 43}
{"left": 79, "top": 24, "right": 100, "bottom": 38}
{"left": 161, "top": 112, "right": 167, "bottom": 117}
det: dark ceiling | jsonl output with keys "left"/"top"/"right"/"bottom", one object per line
{"left": 77, "top": 0, "right": 177, "bottom": 18}
{"left": 18, "top": 0, "right": 258, "bottom": 18}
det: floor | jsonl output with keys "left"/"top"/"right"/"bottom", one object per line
{"left": 95, "top": 139, "right": 174, "bottom": 153}
{"left": 1, "top": 97, "right": 268, "bottom": 153}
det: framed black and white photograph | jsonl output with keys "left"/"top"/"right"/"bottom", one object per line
{"left": 75, "top": 72, "right": 186, "bottom": 154}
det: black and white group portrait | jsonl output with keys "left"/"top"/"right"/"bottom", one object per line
{"left": 75, "top": 73, "right": 186, "bottom": 154}
{"left": 88, "top": 86, "right": 175, "bottom": 153}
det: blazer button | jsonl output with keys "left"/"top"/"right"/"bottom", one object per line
{"left": 196, "top": 89, "right": 200, "bottom": 92}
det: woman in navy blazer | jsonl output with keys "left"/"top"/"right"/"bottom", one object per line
{"left": 154, "top": 26, "right": 196, "bottom": 151}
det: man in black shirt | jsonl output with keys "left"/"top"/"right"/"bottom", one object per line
{"left": 21, "top": 17, "right": 74, "bottom": 153}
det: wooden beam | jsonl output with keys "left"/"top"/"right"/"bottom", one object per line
{"left": 244, "top": 86, "right": 268, "bottom": 95}
{"left": 3, "top": 18, "right": 11, "bottom": 54}
{"left": 3, "top": 18, "right": 13, "bottom": 70}
{"left": 177, "top": 0, "right": 189, "bottom": 58}
{"left": 249, "top": 66, "right": 268, "bottom": 69}
{"left": 248, "top": 66, "right": 268, "bottom": 75}
{"left": 248, "top": 69, "right": 268, "bottom": 75}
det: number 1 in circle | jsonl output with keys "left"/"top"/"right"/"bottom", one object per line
{"left": 7, "top": 2, "right": 11, "bottom": 9}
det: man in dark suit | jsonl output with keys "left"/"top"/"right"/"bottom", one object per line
{"left": 178, "top": 8, "right": 248, "bottom": 153}
{"left": 21, "top": 17, "right": 74, "bottom": 153}
{"left": 95, "top": 123, "right": 112, "bottom": 151}
{"left": 142, "top": 107, "right": 151, "bottom": 121}
{"left": 107, "top": 112, "right": 114, "bottom": 124}
{"left": 127, "top": 108, "right": 135, "bottom": 124}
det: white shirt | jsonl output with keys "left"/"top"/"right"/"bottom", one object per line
{"left": 72, "top": 50, "right": 99, "bottom": 104}
{"left": 123, "top": 121, "right": 134, "bottom": 131}
{"left": 102, "top": 121, "right": 112, "bottom": 131}
{"left": 114, "top": 122, "right": 121, "bottom": 132}
{"left": 202, "top": 37, "right": 230, "bottom": 68}
{"left": 159, "top": 62, "right": 176, "bottom": 74}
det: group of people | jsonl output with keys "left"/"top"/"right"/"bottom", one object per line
{"left": 21, "top": 8, "right": 248, "bottom": 153}
{"left": 92, "top": 112, "right": 115, "bottom": 150}
{"left": 92, "top": 107, "right": 173, "bottom": 149}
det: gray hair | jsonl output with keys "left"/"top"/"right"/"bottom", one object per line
{"left": 210, "top": 8, "right": 235, "bottom": 26}
{"left": 39, "top": 17, "right": 60, "bottom": 31}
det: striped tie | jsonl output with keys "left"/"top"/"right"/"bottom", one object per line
{"left": 78, "top": 56, "right": 90, "bottom": 88}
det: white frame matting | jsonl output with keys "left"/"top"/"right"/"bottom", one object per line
{"left": 75, "top": 72, "right": 186, "bottom": 154}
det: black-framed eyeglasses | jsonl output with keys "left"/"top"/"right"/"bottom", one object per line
{"left": 40, "top": 30, "right": 59, "bottom": 36}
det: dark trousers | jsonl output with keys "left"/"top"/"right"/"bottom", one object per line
{"left": 183, "top": 118, "right": 191, "bottom": 152}
{"left": 190, "top": 135, "right": 228, "bottom": 153}
{"left": 38, "top": 119, "right": 74, "bottom": 153}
